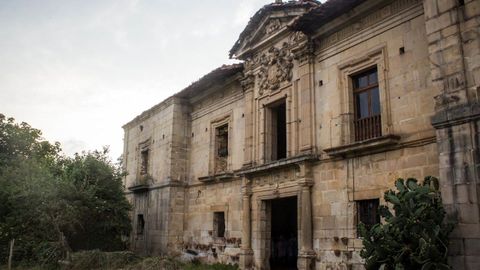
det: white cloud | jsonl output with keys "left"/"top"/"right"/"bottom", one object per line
{"left": 0, "top": 0, "right": 275, "bottom": 160}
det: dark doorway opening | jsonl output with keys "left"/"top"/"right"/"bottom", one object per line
{"left": 271, "top": 101, "right": 287, "bottom": 161}
{"left": 270, "top": 196, "right": 297, "bottom": 270}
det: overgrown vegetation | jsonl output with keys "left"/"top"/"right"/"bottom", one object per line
{"left": 359, "top": 176, "right": 454, "bottom": 270}
{"left": 69, "top": 251, "right": 239, "bottom": 270}
{"left": 0, "top": 250, "right": 238, "bottom": 270}
{"left": 0, "top": 114, "right": 131, "bottom": 267}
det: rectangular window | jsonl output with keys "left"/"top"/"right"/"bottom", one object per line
{"left": 352, "top": 68, "right": 381, "bottom": 141}
{"left": 140, "top": 150, "right": 149, "bottom": 176}
{"left": 356, "top": 199, "right": 380, "bottom": 234}
{"left": 214, "top": 124, "right": 228, "bottom": 173}
{"left": 213, "top": 212, "right": 225, "bottom": 238}
{"left": 137, "top": 214, "right": 145, "bottom": 235}
{"left": 216, "top": 124, "right": 229, "bottom": 157}
{"left": 270, "top": 101, "right": 287, "bottom": 161}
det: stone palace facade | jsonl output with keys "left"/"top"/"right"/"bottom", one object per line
{"left": 122, "top": 0, "right": 480, "bottom": 269}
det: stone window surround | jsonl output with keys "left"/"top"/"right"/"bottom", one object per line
{"left": 210, "top": 204, "right": 228, "bottom": 240}
{"left": 355, "top": 198, "right": 380, "bottom": 234}
{"left": 324, "top": 45, "right": 400, "bottom": 157}
{"left": 337, "top": 45, "right": 393, "bottom": 146}
{"left": 348, "top": 188, "right": 385, "bottom": 238}
{"left": 209, "top": 113, "right": 233, "bottom": 176}
{"left": 258, "top": 86, "right": 293, "bottom": 164}
{"left": 136, "top": 138, "right": 152, "bottom": 181}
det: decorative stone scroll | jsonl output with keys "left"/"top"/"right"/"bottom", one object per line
{"left": 257, "top": 42, "right": 294, "bottom": 95}
{"left": 293, "top": 40, "right": 315, "bottom": 65}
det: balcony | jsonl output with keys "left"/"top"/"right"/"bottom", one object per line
{"left": 354, "top": 114, "right": 382, "bottom": 141}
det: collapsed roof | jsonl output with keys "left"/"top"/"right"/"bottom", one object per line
{"left": 290, "top": 0, "right": 367, "bottom": 34}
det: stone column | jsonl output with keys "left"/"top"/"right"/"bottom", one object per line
{"left": 423, "top": 0, "right": 480, "bottom": 269}
{"left": 297, "top": 164, "right": 315, "bottom": 270}
{"left": 239, "top": 177, "right": 253, "bottom": 269}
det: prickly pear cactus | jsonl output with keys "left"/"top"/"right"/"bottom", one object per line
{"left": 358, "top": 176, "right": 454, "bottom": 270}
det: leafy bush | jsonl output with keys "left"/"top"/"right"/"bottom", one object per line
{"left": 359, "top": 176, "right": 454, "bottom": 270}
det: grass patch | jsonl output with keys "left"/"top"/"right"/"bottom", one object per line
{"left": 2, "top": 251, "right": 239, "bottom": 270}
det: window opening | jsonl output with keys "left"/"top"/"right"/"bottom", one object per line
{"left": 352, "top": 68, "right": 381, "bottom": 141}
{"left": 357, "top": 199, "right": 380, "bottom": 235}
{"left": 215, "top": 124, "right": 228, "bottom": 173}
{"left": 140, "top": 150, "right": 149, "bottom": 176}
{"left": 213, "top": 212, "right": 225, "bottom": 238}
{"left": 137, "top": 214, "right": 145, "bottom": 235}
{"left": 270, "top": 101, "right": 287, "bottom": 161}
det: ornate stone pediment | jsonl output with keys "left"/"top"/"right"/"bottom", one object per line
{"left": 229, "top": 1, "right": 318, "bottom": 59}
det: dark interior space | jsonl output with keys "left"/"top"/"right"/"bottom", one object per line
{"left": 272, "top": 101, "right": 287, "bottom": 160}
{"left": 213, "top": 211, "right": 225, "bottom": 237}
{"left": 270, "top": 196, "right": 297, "bottom": 270}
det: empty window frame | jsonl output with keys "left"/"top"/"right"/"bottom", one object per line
{"left": 270, "top": 101, "right": 287, "bottom": 161}
{"left": 352, "top": 67, "right": 381, "bottom": 141}
{"left": 216, "top": 124, "right": 229, "bottom": 157}
{"left": 140, "top": 149, "right": 149, "bottom": 176}
{"left": 213, "top": 212, "right": 225, "bottom": 238}
{"left": 356, "top": 199, "right": 380, "bottom": 234}
{"left": 214, "top": 124, "right": 229, "bottom": 173}
{"left": 137, "top": 214, "right": 145, "bottom": 235}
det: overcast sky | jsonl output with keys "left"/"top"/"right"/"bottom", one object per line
{"left": 0, "top": 0, "right": 283, "bottom": 160}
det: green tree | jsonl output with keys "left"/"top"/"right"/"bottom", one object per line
{"left": 359, "top": 176, "right": 454, "bottom": 270}
{"left": 60, "top": 149, "right": 131, "bottom": 251}
{"left": 0, "top": 114, "right": 131, "bottom": 266}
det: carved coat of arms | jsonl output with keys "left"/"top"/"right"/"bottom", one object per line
{"left": 257, "top": 43, "right": 294, "bottom": 95}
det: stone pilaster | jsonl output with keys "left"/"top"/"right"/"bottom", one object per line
{"left": 239, "top": 177, "right": 253, "bottom": 269}
{"left": 297, "top": 163, "right": 315, "bottom": 270}
{"left": 241, "top": 75, "right": 255, "bottom": 167}
{"left": 424, "top": 0, "right": 480, "bottom": 269}
{"left": 293, "top": 40, "right": 316, "bottom": 155}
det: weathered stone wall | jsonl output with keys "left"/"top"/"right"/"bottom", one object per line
{"left": 188, "top": 82, "right": 245, "bottom": 183}
{"left": 424, "top": 0, "right": 480, "bottom": 268}
{"left": 182, "top": 80, "right": 245, "bottom": 262}
{"left": 123, "top": 97, "right": 183, "bottom": 188}
{"left": 315, "top": 0, "right": 436, "bottom": 150}
{"left": 183, "top": 180, "right": 243, "bottom": 264}
{"left": 308, "top": 0, "right": 444, "bottom": 268}
{"left": 123, "top": 97, "right": 189, "bottom": 255}
{"left": 311, "top": 143, "right": 439, "bottom": 269}
{"left": 128, "top": 187, "right": 171, "bottom": 255}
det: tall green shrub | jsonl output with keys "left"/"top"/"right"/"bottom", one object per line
{"left": 359, "top": 176, "right": 454, "bottom": 270}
